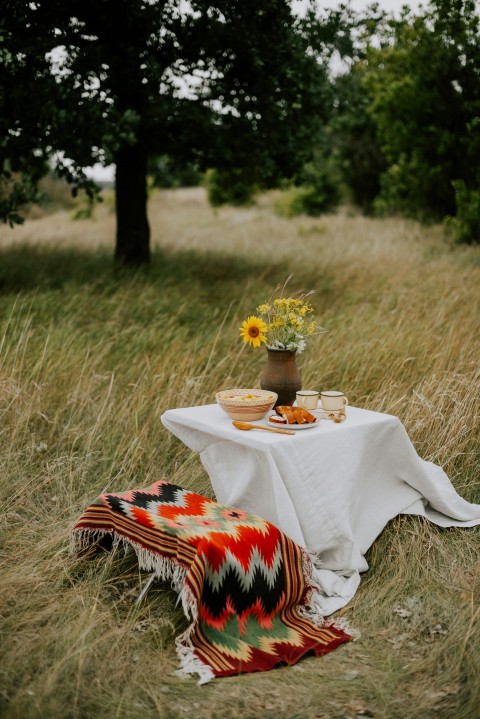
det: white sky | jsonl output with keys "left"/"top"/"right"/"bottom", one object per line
{"left": 86, "top": 0, "right": 425, "bottom": 183}
{"left": 293, "top": 0, "right": 424, "bottom": 14}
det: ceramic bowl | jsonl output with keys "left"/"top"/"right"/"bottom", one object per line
{"left": 215, "top": 388, "right": 278, "bottom": 422}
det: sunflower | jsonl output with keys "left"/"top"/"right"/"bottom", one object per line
{"left": 239, "top": 315, "right": 268, "bottom": 348}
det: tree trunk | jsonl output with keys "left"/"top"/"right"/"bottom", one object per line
{"left": 114, "top": 143, "right": 150, "bottom": 265}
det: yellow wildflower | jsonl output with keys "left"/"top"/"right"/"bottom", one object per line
{"left": 240, "top": 288, "right": 318, "bottom": 353}
{"left": 239, "top": 316, "right": 268, "bottom": 348}
{"left": 257, "top": 303, "right": 271, "bottom": 314}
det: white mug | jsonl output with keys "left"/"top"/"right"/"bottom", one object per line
{"left": 320, "top": 391, "right": 348, "bottom": 412}
{"left": 296, "top": 390, "right": 320, "bottom": 410}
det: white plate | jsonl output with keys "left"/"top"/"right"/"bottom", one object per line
{"left": 311, "top": 407, "right": 345, "bottom": 420}
{"left": 266, "top": 416, "right": 320, "bottom": 430}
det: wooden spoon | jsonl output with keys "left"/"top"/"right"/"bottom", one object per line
{"left": 232, "top": 420, "right": 296, "bottom": 436}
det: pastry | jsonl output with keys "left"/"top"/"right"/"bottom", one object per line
{"left": 274, "top": 406, "right": 317, "bottom": 425}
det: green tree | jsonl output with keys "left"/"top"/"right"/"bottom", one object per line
{"left": 1, "top": 0, "right": 331, "bottom": 264}
{"left": 286, "top": 4, "right": 387, "bottom": 215}
{"left": 363, "top": 0, "right": 480, "bottom": 223}
{"left": 329, "top": 65, "right": 386, "bottom": 213}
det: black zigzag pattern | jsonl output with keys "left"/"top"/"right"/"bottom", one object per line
{"left": 201, "top": 564, "right": 286, "bottom": 618}
{"left": 105, "top": 482, "right": 184, "bottom": 516}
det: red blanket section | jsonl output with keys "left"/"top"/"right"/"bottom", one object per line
{"left": 73, "top": 480, "right": 351, "bottom": 681}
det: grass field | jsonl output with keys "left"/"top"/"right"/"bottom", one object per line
{"left": 0, "top": 188, "right": 479, "bottom": 719}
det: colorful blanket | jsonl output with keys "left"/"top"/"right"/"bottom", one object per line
{"left": 72, "top": 481, "right": 351, "bottom": 682}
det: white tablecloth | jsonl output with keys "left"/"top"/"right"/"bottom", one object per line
{"left": 161, "top": 405, "right": 480, "bottom": 614}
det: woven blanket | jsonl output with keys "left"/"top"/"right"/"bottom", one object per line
{"left": 72, "top": 481, "right": 351, "bottom": 682}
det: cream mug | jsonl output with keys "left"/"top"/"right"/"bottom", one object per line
{"left": 320, "top": 391, "right": 348, "bottom": 412}
{"left": 296, "top": 390, "right": 320, "bottom": 410}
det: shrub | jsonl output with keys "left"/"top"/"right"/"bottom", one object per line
{"left": 444, "top": 181, "right": 480, "bottom": 245}
{"left": 150, "top": 155, "right": 202, "bottom": 189}
{"left": 71, "top": 192, "right": 99, "bottom": 221}
{"left": 274, "top": 160, "right": 340, "bottom": 218}
{"left": 205, "top": 168, "right": 256, "bottom": 207}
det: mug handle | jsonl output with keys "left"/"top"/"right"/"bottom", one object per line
{"left": 343, "top": 396, "right": 349, "bottom": 406}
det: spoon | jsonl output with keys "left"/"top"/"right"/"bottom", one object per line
{"left": 232, "top": 420, "right": 296, "bottom": 436}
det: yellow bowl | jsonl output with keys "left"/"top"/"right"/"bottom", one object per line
{"left": 215, "top": 388, "right": 278, "bottom": 422}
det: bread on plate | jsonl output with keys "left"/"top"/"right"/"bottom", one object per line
{"left": 269, "top": 405, "right": 317, "bottom": 425}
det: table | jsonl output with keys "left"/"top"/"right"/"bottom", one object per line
{"left": 161, "top": 404, "right": 480, "bottom": 614}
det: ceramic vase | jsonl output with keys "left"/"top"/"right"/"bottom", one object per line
{"left": 260, "top": 348, "right": 302, "bottom": 407}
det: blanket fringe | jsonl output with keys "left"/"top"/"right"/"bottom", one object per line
{"left": 175, "top": 586, "right": 215, "bottom": 686}
{"left": 72, "top": 528, "right": 187, "bottom": 588}
{"left": 71, "top": 527, "right": 215, "bottom": 683}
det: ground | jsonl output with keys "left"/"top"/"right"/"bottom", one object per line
{"left": 0, "top": 188, "right": 479, "bottom": 718}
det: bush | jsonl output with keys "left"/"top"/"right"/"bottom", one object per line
{"left": 273, "top": 186, "right": 315, "bottom": 218}
{"left": 205, "top": 168, "right": 256, "bottom": 207}
{"left": 71, "top": 192, "right": 99, "bottom": 221}
{"left": 38, "top": 174, "right": 77, "bottom": 212}
{"left": 274, "top": 159, "right": 340, "bottom": 218}
{"left": 150, "top": 155, "right": 202, "bottom": 189}
{"left": 444, "top": 181, "right": 480, "bottom": 245}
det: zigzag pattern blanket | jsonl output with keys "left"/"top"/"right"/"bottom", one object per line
{"left": 72, "top": 480, "right": 351, "bottom": 682}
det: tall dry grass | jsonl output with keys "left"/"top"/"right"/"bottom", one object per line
{"left": 0, "top": 188, "right": 479, "bottom": 719}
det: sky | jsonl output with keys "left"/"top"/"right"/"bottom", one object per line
{"left": 86, "top": 0, "right": 424, "bottom": 183}
{"left": 293, "top": 0, "right": 423, "bottom": 14}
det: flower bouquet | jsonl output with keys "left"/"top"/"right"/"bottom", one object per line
{"left": 240, "top": 295, "right": 317, "bottom": 353}
{"left": 239, "top": 288, "right": 318, "bottom": 406}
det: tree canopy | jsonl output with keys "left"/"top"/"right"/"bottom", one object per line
{"left": 365, "top": 0, "right": 480, "bottom": 222}
{"left": 3, "top": 1, "right": 477, "bottom": 249}
{"left": 324, "top": 0, "right": 480, "bottom": 240}
{"left": 1, "top": 0, "right": 334, "bottom": 263}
